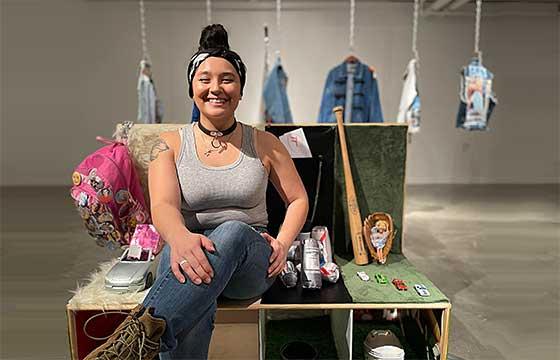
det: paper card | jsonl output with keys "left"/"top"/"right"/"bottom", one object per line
{"left": 127, "top": 243, "right": 143, "bottom": 260}
{"left": 130, "top": 224, "right": 161, "bottom": 253}
{"left": 279, "top": 128, "right": 312, "bottom": 158}
{"left": 465, "top": 74, "right": 491, "bottom": 127}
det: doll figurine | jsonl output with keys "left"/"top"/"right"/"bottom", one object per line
{"left": 370, "top": 220, "right": 389, "bottom": 264}
{"left": 363, "top": 213, "right": 395, "bottom": 264}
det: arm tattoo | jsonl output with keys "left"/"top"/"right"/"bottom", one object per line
{"left": 150, "top": 139, "right": 170, "bottom": 161}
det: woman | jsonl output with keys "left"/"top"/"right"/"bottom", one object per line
{"left": 85, "top": 24, "right": 308, "bottom": 360}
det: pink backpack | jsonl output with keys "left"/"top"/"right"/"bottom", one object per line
{"left": 70, "top": 136, "right": 150, "bottom": 250}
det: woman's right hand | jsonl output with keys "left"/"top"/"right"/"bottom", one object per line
{"left": 169, "top": 230, "right": 216, "bottom": 285}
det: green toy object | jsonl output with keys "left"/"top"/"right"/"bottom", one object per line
{"left": 375, "top": 273, "right": 388, "bottom": 284}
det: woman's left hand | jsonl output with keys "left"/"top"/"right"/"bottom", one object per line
{"left": 261, "top": 232, "right": 290, "bottom": 278}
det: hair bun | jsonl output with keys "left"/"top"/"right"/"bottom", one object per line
{"left": 199, "top": 24, "right": 230, "bottom": 51}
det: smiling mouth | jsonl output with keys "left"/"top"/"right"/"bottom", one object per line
{"left": 206, "top": 98, "right": 228, "bottom": 104}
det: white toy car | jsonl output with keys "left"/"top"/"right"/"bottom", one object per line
{"left": 414, "top": 283, "right": 430, "bottom": 297}
{"left": 105, "top": 247, "right": 159, "bottom": 293}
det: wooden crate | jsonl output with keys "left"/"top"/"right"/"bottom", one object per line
{"left": 66, "top": 298, "right": 262, "bottom": 360}
{"left": 67, "top": 122, "right": 451, "bottom": 359}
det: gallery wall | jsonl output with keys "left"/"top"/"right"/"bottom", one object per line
{"left": 1, "top": 0, "right": 558, "bottom": 185}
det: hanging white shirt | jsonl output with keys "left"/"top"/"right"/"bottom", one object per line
{"left": 397, "top": 59, "right": 420, "bottom": 133}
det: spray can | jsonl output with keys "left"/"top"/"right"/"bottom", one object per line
{"left": 320, "top": 262, "right": 340, "bottom": 283}
{"left": 280, "top": 261, "right": 298, "bottom": 288}
{"left": 287, "top": 243, "right": 300, "bottom": 265}
{"left": 312, "top": 226, "right": 333, "bottom": 265}
{"left": 301, "top": 236, "right": 322, "bottom": 290}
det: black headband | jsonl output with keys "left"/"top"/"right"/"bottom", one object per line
{"left": 186, "top": 48, "right": 247, "bottom": 98}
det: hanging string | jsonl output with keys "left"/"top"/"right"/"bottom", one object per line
{"left": 412, "top": 0, "right": 420, "bottom": 62}
{"left": 349, "top": 0, "right": 356, "bottom": 53}
{"left": 275, "top": 0, "right": 282, "bottom": 58}
{"left": 206, "top": 0, "right": 212, "bottom": 25}
{"left": 139, "top": 0, "right": 151, "bottom": 63}
{"left": 474, "top": 0, "right": 483, "bottom": 63}
{"left": 264, "top": 24, "right": 271, "bottom": 69}
{"left": 276, "top": 0, "right": 281, "bottom": 34}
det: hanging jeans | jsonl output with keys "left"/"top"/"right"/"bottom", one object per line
{"left": 141, "top": 220, "right": 276, "bottom": 360}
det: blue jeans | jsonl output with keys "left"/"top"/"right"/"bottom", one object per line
{"left": 141, "top": 220, "right": 276, "bottom": 360}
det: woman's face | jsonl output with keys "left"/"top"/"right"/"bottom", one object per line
{"left": 192, "top": 57, "right": 242, "bottom": 120}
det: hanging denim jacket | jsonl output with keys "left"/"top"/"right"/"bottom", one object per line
{"left": 138, "top": 74, "right": 163, "bottom": 124}
{"left": 456, "top": 58, "right": 497, "bottom": 131}
{"left": 191, "top": 58, "right": 293, "bottom": 124}
{"left": 263, "top": 58, "right": 293, "bottom": 123}
{"left": 191, "top": 103, "right": 200, "bottom": 122}
{"left": 318, "top": 60, "right": 383, "bottom": 123}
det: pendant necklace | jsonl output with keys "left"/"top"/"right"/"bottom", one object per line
{"left": 197, "top": 120, "right": 238, "bottom": 157}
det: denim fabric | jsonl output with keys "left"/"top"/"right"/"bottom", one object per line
{"left": 263, "top": 58, "right": 293, "bottom": 123}
{"left": 138, "top": 75, "right": 157, "bottom": 124}
{"left": 141, "top": 220, "right": 275, "bottom": 359}
{"left": 344, "top": 62, "right": 357, "bottom": 124}
{"left": 258, "top": 45, "right": 271, "bottom": 124}
{"left": 318, "top": 60, "right": 384, "bottom": 123}
{"left": 191, "top": 104, "right": 200, "bottom": 123}
{"left": 456, "top": 58, "right": 497, "bottom": 131}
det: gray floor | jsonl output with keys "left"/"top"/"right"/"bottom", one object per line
{"left": 1, "top": 185, "right": 558, "bottom": 360}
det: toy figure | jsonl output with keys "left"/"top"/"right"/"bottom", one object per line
{"left": 363, "top": 213, "right": 396, "bottom": 264}
{"left": 370, "top": 220, "right": 389, "bottom": 264}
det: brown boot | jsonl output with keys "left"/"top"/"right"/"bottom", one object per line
{"left": 84, "top": 304, "right": 166, "bottom": 360}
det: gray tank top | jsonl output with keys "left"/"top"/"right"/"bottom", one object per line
{"left": 176, "top": 122, "right": 269, "bottom": 231}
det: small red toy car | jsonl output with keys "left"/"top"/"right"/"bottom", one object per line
{"left": 392, "top": 278, "right": 408, "bottom": 291}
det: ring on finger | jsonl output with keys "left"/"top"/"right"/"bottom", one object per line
{"left": 179, "top": 259, "right": 188, "bottom": 266}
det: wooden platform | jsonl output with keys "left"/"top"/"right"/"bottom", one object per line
{"left": 66, "top": 122, "right": 451, "bottom": 359}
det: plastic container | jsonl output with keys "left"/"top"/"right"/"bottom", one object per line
{"left": 363, "top": 329, "right": 404, "bottom": 360}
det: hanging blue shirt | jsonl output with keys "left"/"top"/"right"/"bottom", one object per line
{"left": 263, "top": 58, "right": 293, "bottom": 123}
{"left": 318, "top": 60, "right": 383, "bottom": 123}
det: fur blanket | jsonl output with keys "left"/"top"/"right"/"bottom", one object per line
{"left": 116, "top": 123, "right": 184, "bottom": 207}
{"left": 68, "top": 259, "right": 148, "bottom": 311}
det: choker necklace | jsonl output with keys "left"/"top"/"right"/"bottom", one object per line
{"left": 198, "top": 120, "right": 237, "bottom": 138}
{"left": 197, "top": 120, "right": 238, "bottom": 156}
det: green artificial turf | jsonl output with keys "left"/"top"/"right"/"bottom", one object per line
{"left": 333, "top": 125, "right": 408, "bottom": 256}
{"left": 336, "top": 254, "right": 449, "bottom": 304}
